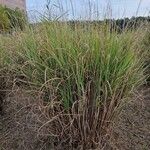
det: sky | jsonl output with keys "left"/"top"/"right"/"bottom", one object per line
{"left": 26, "top": 0, "right": 150, "bottom": 21}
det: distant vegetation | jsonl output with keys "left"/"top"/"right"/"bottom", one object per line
{"left": 0, "top": 5, "right": 26, "bottom": 32}
{"left": 67, "top": 16, "right": 150, "bottom": 32}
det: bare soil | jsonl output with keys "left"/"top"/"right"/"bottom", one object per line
{"left": 0, "top": 87, "right": 52, "bottom": 150}
{"left": 0, "top": 85, "right": 150, "bottom": 150}
{"left": 112, "top": 86, "right": 150, "bottom": 150}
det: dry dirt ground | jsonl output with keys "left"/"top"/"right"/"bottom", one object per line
{"left": 112, "top": 85, "right": 150, "bottom": 150}
{"left": 0, "top": 85, "right": 150, "bottom": 150}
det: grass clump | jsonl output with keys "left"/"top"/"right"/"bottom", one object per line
{"left": 140, "top": 26, "right": 150, "bottom": 84}
{"left": 0, "top": 21, "right": 146, "bottom": 149}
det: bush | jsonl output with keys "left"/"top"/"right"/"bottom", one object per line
{"left": 0, "top": 5, "right": 10, "bottom": 31}
{"left": 0, "top": 5, "right": 26, "bottom": 32}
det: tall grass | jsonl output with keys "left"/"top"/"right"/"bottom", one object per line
{"left": 140, "top": 26, "right": 150, "bottom": 84}
{"left": 0, "top": 20, "right": 147, "bottom": 148}
{"left": 0, "top": 34, "right": 12, "bottom": 112}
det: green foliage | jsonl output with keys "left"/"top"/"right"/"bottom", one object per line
{"left": 6, "top": 22, "right": 144, "bottom": 111}
{"left": 0, "top": 5, "right": 26, "bottom": 32}
{"left": 0, "top": 5, "right": 10, "bottom": 31}
{"left": 0, "top": 20, "right": 147, "bottom": 149}
{"left": 140, "top": 26, "right": 150, "bottom": 84}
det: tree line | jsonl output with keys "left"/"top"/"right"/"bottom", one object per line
{"left": 67, "top": 16, "right": 150, "bottom": 32}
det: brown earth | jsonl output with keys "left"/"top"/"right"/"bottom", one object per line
{"left": 0, "top": 85, "right": 150, "bottom": 150}
{"left": 112, "top": 86, "right": 150, "bottom": 150}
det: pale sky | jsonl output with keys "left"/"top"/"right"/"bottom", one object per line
{"left": 26, "top": 0, "right": 150, "bottom": 21}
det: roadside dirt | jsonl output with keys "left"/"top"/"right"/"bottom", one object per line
{"left": 0, "top": 87, "right": 52, "bottom": 150}
{"left": 113, "top": 85, "right": 150, "bottom": 150}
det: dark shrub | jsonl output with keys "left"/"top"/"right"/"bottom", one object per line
{"left": 0, "top": 5, "right": 26, "bottom": 32}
